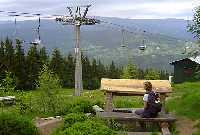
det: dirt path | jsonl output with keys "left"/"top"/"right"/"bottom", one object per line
{"left": 176, "top": 117, "right": 198, "bottom": 135}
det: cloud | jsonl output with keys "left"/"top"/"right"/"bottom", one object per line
{"left": 0, "top": 0, "right": 199, "bottom": 20}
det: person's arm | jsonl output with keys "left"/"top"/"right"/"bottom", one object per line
{"left": 143, "top": 94, "right": 148, "bottom": 109}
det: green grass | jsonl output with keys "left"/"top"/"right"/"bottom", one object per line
{"left": 0, "top": 88, "right": 143, "bottom": 119}
{"left": 3, "top": 82, "right": 200, "bottom": 134}
{"left": 167, "top": 82, "right": 200, "bottom": 120}
{"left": 167, "top": 82, "right": 200, "bottom": 135}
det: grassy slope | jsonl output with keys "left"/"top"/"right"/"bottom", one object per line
{"left": 166, "top": 82, "right": 200, "bottom": 135}
{"left": 167, "top": 82, "right": 200, "bottom": 120}
{"left": 1, "top": 88, "right": 143, "bottom": 119}
{"left": 2, "top": 82, "right": 200, "bottom": 134}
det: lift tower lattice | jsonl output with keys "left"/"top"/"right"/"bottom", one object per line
{"left": 56, "top": 4, "right": 100, "bottom": 96}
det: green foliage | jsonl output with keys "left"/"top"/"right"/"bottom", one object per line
{"left": 63, "top": 113, "right": 87, "bottom": 128}
{"left": 56, "top": 117, "right": 116, "bottom": 135}
{"left": 0, "top": 71, "right": 15, "bottom": 92}
{"left": 63, "top": 53, "right": 75, "bottom": 88}
{"left": 38, "top": 65, "right": 61, "bottom": 90}
{"left": 188, "top": 6, "right": 200, "bottom": 40}
{"left": 188, "top": 6, "right": 200, "bottom": 57}
{"left": 27, "top": 45, "right": 41, "bottom": 89}
{"left": 114, "top": 96, "right": 143, "bottom": 108}
{"left": 121, "top": 63, "right": 137, "bottom": 79}
{"left": 63, "top": 119, "right": 116, "bottom": 135}
{"left": 144, "top": 69, "right": 160, "bottom": 80}
{"left": 192, "top": 66, "right": 200, "bottom": 81}
{"left": 39, "top": 47, "right": 48, "bottom": 65}
{"left": 69, "top": 97, "right": 94, "bottom": 113}
{"left": 108, "top": 61, "right": 121, "bottom": 79}
{"left": 0, "top": 112, "right": 38, "bottom": 135}
{"left": 36, "top": 65, "right": 63, "bottom": 115}
{"left": 50, "top": 48, "right": 65, "bottom": 86}
{"left": 167, "top": 82, "right": 200, "bottom": 120}
{"left": 14, "top": 41, "right": 28, "bottom": 90}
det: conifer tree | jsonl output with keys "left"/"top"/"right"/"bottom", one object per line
{"left": 63, "top": 53, "right": 75, "bottom": 88}
{"left": 144, "top": 69, "right": 160, "bottom": 80}
{"left": 121, "top": 63, "right": 138, "bottom": 79}
{"left": 108, "top": 61, "right": 120, "bottom": 79}
{"left": 90, "top": 58, "right": 100, "bottom": 89}
{"left": 49, "top": 48, "right": 65, "bottom": 86}
{"left": 0, "top": 41, "right": 5, "bottom": 82}
{"left": 97, "top": 60, "right": 106, "bottom": 79}
{"left": 13, "top": 39, "right": 28, "bottom": 89}
{"left": 4, "top": 38, "right": 14, "bottom": 72}
{"left": 82, "top": 55, "right": 92, "bottom": 89}
{"left": 26, "top": 45, "right": 41, "bottom": 89}
{"left": 137, "top": 68, "right": 145, "bottom": 79}
{"left": 39, "top": 47, "right": 48, "bottom": 66}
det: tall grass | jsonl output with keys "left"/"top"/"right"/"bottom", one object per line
{"left": 167, "top": 82, "right": 200, "bottom": 120}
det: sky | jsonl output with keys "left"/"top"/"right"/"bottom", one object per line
{"left": 0, "top": 0, "right": 200, "bottom": 20}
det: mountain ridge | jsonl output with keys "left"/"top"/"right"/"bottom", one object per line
{"left": 0, "top": 17, "right": 197, "bottom": 71}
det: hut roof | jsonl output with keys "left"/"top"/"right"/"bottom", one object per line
{"left": 170, "top": 56, "right": 200, "bottom": 65}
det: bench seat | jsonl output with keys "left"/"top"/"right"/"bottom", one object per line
{"left": 96, "top": 111, "right": 176, "bottom": 122}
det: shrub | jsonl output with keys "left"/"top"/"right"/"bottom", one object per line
{"left": 63, "top": 119, "right": 116, "bottom": 135}
{"left": 63, "top": 113, "right": 87, "bottom": 128}
{"left": 69, "top": 97, "right": 94, "bottom": 113}
{"left": 0, "top": 71, "right": 15, "bottom": 95}
{"left": 0, "top": 112, "right": 38, "bottom": 135}
{"left": 36, "top": 65, "right": 64, "bottom": 115}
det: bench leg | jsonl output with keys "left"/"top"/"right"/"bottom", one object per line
{"left": 105, "top": 92, "right": 113, "bottom": 112}
{"left": 160, "top": 122, "right": 171, "bottom": 135}
{"left": 160, "top": 94, "right": 166, "bottom": 114}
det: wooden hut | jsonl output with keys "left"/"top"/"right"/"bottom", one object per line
{"left": 170, "top": 56, "right": 200, "bottom": 83}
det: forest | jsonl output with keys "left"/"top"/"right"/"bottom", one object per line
{"left": 0, "top": 38, "right": 169, "bottom": 91}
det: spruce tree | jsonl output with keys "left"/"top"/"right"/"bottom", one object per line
{"left": 82, "top": 55, "right": 92, "bottom": 89}
{"left": 4, "top": 38, "right": 15, "bottom": 72}
{"left": 49, "top": 48, "right": 65, "bottom": 86}
{"left": 63, "top": 53, "right": 75, "bottom": 88}
{"left": 121, "top": 63, "right": 138, "bottom": 79}
{"left": 90, "top": 58, "right": 100, "bottom": 89}
{"left": 0, "top": 41, "right": 5, "bottom": 82}
{"left": 108, "top": 61, "right": 120, "bottom": 79}
{"left": 144, "top": 69, "right": 160, "bottom": 80}
{"left": 137, "top": 68, "right": 145, "bottom": 79}
{"left": 97, "top": 60, "right": 106, "bottom": 79}
{"left": 39, "top": 47, "right": 48, "bottom": 66}
{"left": 14, "top": 39, "right": 28, "bottom": 89}
{"left": 26, "top": 45, "right": 41, "bottom": 89}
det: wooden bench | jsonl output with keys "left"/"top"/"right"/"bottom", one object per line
{"left": 99, "top": 78, "right": 175, "bottom": 135}
{"left": 101, "top": 78, "right": 172, "bottom": 113}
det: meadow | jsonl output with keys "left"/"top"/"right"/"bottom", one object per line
{"left": 1, "top": 81, "right": 200, "bottom": 135}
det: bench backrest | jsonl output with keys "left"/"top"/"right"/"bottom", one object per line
{"left": 101, "top": 78, "right": 172, "bottom": 94}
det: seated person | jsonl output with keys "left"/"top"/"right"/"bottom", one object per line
{"left": 135, "top": 81, "right": 162, "bottom": 118}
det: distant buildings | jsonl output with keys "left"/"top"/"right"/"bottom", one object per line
{"left": 170, "top": 56, "right": 200, "bottom": 83}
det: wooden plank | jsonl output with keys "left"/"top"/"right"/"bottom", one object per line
{"left": 105, "top": 92, "right": 113, "bottom": 112}
{"left": 101, "top": 78, "right": 172, "bottom": 94}
{"left": 96, "top": 112, "right": 176, "bottom": 122}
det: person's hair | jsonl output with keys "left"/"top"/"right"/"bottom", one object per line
{"left": 144, "top": 81, "right": 152, "bottom": 91}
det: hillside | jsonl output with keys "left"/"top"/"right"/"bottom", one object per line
{"left": 0, "top": 17, "right": 197, "bottom": 71}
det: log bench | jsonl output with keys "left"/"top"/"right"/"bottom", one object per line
{"left": 99, "top": 78, "right": 176, "bottom": 135}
